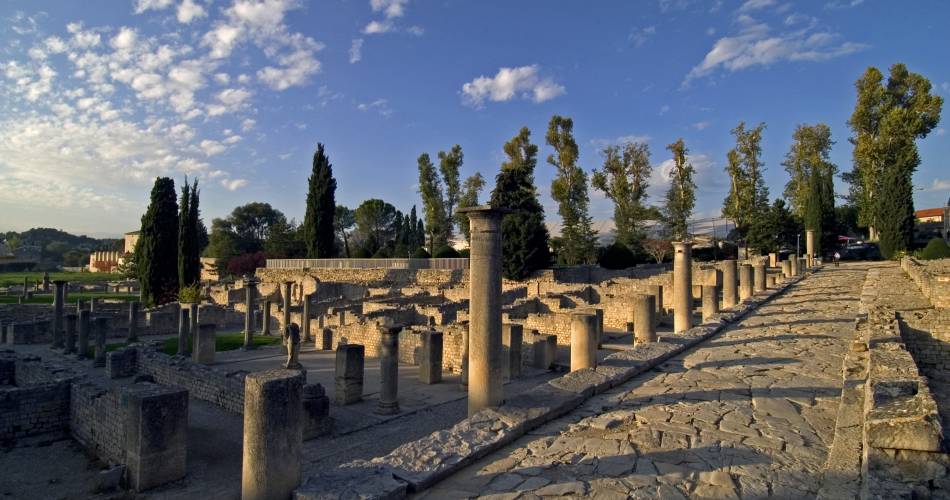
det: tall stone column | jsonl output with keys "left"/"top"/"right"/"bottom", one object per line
{"left": 502, "top": 323, "right": 523, "bottom": 381}
{"left": 301, "top": 293, "right": 313, "bottom": 343}
{"left": 244, "top": 276, "right": 258, "bottom": 350}
{"left": 93, "top": 317, "right": 108, "bottom": 367}
{"left": 189, "top": 303, "right": 199, "bottom": 351}
{"left": 127, "top": 301, "right": 140, "bottom": 343}
{"left": 806, "top": 229, "right": 816, "bottom": 266}
{"left": 648, "top": 284, "right": 664, "bottom": 316}
{"left": 790, "top": 256, "right": 799, "bottom": 277}
{"left": 419, "top": 331, "right": 443, "bottom": 384}
{"left": 262, "top": 300, "right": 272, "bottom": 336}
{"left": 242, "top": 369, "right": 304, "bottom": 500}
{"left": 281, "top": 282, "right": 292, "bottom": 345}
{"left": 672, "top": 241, "right": 693, "bottom": 334}
{"left": 702, "top": 285, "right": 719, "bottom": 322}
{"left": 458, "top": 206, "right": 505, "bottom": 416}
{"left": 177, "top": 307, "right": 191, "bottom": 356}
{"left": 634, "top": 294, "right": 656, "bottom": 344}
{"left": 782, "top": 259, "right": 792, "bottom": 278}
{"left": 77, "top": 310, "right": 90, "bottom": 359}
{"left": 52, "top": 280, "right": 66, "bottom": 348}
{"left": 768, "top": 252, "right": 778, "bottom": 268}
{"left": 64, "top": 313, "right": 77, "bottom": 354}
{"left": 753, "top": 262, "right": 766, "bottom": 293}
{"left": 738, "top": 264, "right": 753, "bottom": 300}
{"left": 570, "top": 312, "right": 597, "bottom": 371}
{"left": 720, "top": 260, "right": 738, "bottom": 309}
{"left": 376, "top": 326, "right": 401, "bottom": 415}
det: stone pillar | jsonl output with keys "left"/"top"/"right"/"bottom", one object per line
{"left": 376, "top": 326, "right": 400, "bottom": 415}
{"left": 800, "top": 257, "right": 807, "bottom": 274}
{"left": 702, "top": 285, "right": 719, "bottom": 322}
{"left": 317, "top": 327, "right": 333, "bottom": 350}
{"left": 672, "top": 241, "right": 693, "bottom": 334}
{"left": 52, "top": 280, "right": 66, "bottom": 349}
{"left": 77, "top": 310, "right": 90, "bottom": 359}
{"left": 720, "top": 260, "right": 738, "bottom": 309}
{"left": 281, "top": 282, "right": 292, "bottom": 340}
{"left": 790, "top": 256, "right": 799, "bottom": 277}
{"left": 753, "top": 262, "right": 766, "bottom": 293}
{"left": 593, "top": 308, "right": 604, "bottom": 347}
{"left": 335, "top": 344, "right": 364, "bottom": 404}
{"left": 634, "top": 294, "right": 656, "bottom": 344}
{"left": 648, "top": 284, "right": 665, "bottom": 316}
{"left": 244, "top": 277, "right": 257, "bottom": 350}
{"left": 127, "top": 301, "right": 140, "bottom": 343}
{"left": 262, "top": 300, "right": 272, "bottom": 336}
{"left": 502, "top": 323, "right": 523, "bottom": 381}
{"left": 241, "top": 369, "right": 304, "bottom": 500}
{"left": 193, "top": 323, "right": 216, "bottom": 364}
{"left": 459, "top": 206, "right": 505, "bottom": 416}
{"left": 570, "top": 312, "right": 597, "bottom": 372}
{"left": 782, "top": 259, "right": 791, "bottom": 278}
{"left": 188, "top": 303, "right": 198, "bottom": 352}
{"left": 89, "top": 298, "right": 97, "bottom": 313}
{"left": 301, "top": 293, "right": 313, "bottom": 343}
{"left": 459, "top": 327, "right": 469, "bottom": 389}
{"left": 64, "top": 313, "right": 77, "bottom": 354}
{"left": 532, "top": 333, "right": 557, "bottom": 370}
{"left": 122, "top": 384, "right": 188, "bottom": 492}
{"left": 177, "top": 308, "right": 190, "bottom": 356}
{"left": 93, "top": 317, "right": 108, "bottom": 367}
{"left": 419, "top": 331, "right": 443, "bottom": 384}
{"left": 768, "top": 252, "right": 778, "bottom": 268}
{"left": 806, "top": 229, "right": 816, "bottom": 266}
{"left": 738, "top": 264, "right": 753, "bottom": 300}
{"left": 767, "top": 274, "right": 777, "bottom": 288}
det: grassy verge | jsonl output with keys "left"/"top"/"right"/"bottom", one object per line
{"left": 159, "top": 333, "right": 281, "bottom": 355}
{"left": 0, "top": 293, "right": 138, "bottom": 305}
{"left": 0, "top": 271, "right": 124, "bottom": 287}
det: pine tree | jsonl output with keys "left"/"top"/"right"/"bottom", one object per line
{"left": 490, "top": 127, "right": 551, "bottom": 280}
{"left": 664, "top": 139, "right": 696, "bottom": 241}
{"left": 546, "top": 115, "right": 596, "bottom": 266}
{"left": 303, "top": 143, "right": 337, "bottom": 258}
{"left": 592, "top": 141, "right": 653, "bottom": 254}
{"left": 137, "top": 177, "right": 179, "bottom": 306}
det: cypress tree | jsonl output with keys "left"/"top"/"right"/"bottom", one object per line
{"left": 137, "top": 177, "right": 179, "bottom": 306}
{"left": 490, "top": 127, "right": 551, "bottom": 280}
{"left": 186, "top": 179, "right": 202, "bottom": 283}
{"left": 177, "top": 178, "right": 191, "bottom": 288}
{"left": 303, "top": 143, "right": 337, "bottom": 258}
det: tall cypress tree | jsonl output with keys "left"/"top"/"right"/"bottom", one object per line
{"left": 137, "top": 177, "right": 179, "bottom": 306}
{"left": 490, "top": 127, "right": 551, "bottom": 280}
{"left": 187, "top": 180, "right": 202, "bottom": 282}
{"left": 303, "top": 143, "right": 337, "bottom": 258}
{"left": 177, "top": 178, "right": 191, "bottom": 288}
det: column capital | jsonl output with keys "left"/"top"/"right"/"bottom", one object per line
{"left": 457, "top": 205, "right": 512, "bottom": 220}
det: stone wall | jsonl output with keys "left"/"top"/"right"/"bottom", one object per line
{"left": 134, "top": 348, "right": 246, "bottom": 414}
{"left": 901, "top": 257, "right": 950, "bottom": 309}
{"left": 69, "top": 380, "right": 126, "bottom": 465}
{"left": 0, "top": 353, "right": 71, "bottom": 442}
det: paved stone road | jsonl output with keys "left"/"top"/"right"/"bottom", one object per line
{"left": 421, "top": 263, "right": 869, "bottom": 499}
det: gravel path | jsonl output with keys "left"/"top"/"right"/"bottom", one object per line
{"left": 421, "top": 263, "right": 869, "bottom": 499}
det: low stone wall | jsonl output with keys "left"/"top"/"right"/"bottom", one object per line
{"left": 0, "top": 352, "right": 71, "bottom": 442}
{"left": 133, "top": 348, "right": 247, "bottom": 414}
{"left": 902, "top": 257, "right": 950, "bottom": 309}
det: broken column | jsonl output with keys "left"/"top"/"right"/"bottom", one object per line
{"left": 244, "top": 276, "right": 257, "bottom": 350}
{"left": 593, "top": 308, "right": 604, "bottom": 347}
{"left": 790, "top": 256, "right": 799, "bottom": 277}
{"left": 502, "top": 323, "right": 523, "bottom": 381}
{"left": 782, "top": 259, "right": 792, "bottom": 278}
{"left": 738, "top": 264, "right": 753, "bottom": 300}
{"left": 193, "top": 323, "right": 216, "bottom": 364}
{"left": 302, "top": 384, "right": 332, "bottom": 439}
{"left": 127, "top": 301, "right": 140, "bottom": 343}
{"left": 241, "top": 369, "right": 304, "bottom": 500}
{"left": 419, "top": 330, "right": 443, "bottom": 384}
{"left": 672, "top": 241, "right": 693, "bottom": 334}
{"left": 648, "top": 284, "right": 664, "bottom": 316}
{"left": 335, "top": 344, "right": 364, "bottom": 404}
{"left": 459, "top": 206, "right": 505, "bottom": 416}
{"left": 702, "top": 285, "right": 719, "bottom": 322}
{"left": 753, "top": 261, "right": 766, "bottom": 293}
{"left": 94, "top": 317, "right": 108, "bottom": 367}
{"left": 317, "top": 327, "right": 332, "bottom": 351}
{"left": 188, "top": 303, "right": 198, "bottom": 351}
{"left": 52, "top": 280, "right": 66, "bottom": 349}
{"left": 177, "top": 307, "right": 191, "bottom": 356}
{"left": 570, "top": 311, "right": 598, "bottom": 372}
{"left": 284, "top": 324, "right": 302, "bottom": 370}
{"left": 64, "top": 313, "right": 77, "bottom": 354}
{"left": 768, "top": 252, "right": 778, "bottom": 268}
{"left": 720, "top": 259, "right": 738, "bottom": 309}
{"left": 301, "top": 293, "right": 312, "bottom": 343}
{"left": 77, "top": 310, "right": 90, "bottom": 359}
{"left": 376, "top": 326, "right": 400, "bottom": 415}
{"left": 634, "top": 294, "right": 656, "bottom": 344}
{"left": 262, "top": 300, "right": 272, "bottom": 336}
{"left": 532, "top": 332, "right": 557, "bottom": 370}
{"left": 806, "top": 229, "right": 816, "bottom": 267}
{"left": 281, "top": 282, "right": 292, "bottom": 341}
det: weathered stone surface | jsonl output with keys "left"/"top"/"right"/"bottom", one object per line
{"left": 548, "top": 367, "right": 609, "bottom": 397}
{"left": 295, "top": 462, "right": 407, "bottom": 500}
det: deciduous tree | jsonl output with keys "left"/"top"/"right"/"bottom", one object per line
{"left": 546, "top": 115, "right": 595, "bottom": 265}
{"left": 663, "top": 139, "right": 696, "bottom": 241}
{"left": 592, "top": 141, "right": 653, "bottom": 254}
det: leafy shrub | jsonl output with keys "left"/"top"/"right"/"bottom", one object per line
{"left": 597, "top": 242, "right": 636, "bottom": 270}
{"left": 411, "top": 247, "right": 431, "bottom": 258}
{"left": 920, "top": 238, "right": 950, "bottom": 260}
{"left": 177, "top": 283, "right": 203, "bottom": 304}
{"left": 433, "top": 245, "right": 460, "bottom": 258}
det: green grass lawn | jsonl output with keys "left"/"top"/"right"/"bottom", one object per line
{"left": 0, "top": 292, "right": 138, "bottom": 305}
{"left": 159, "top": 333, "right": 281, "bottom": 355}
{"left": 0, "top": 271, "right": 124, "bottom": 287}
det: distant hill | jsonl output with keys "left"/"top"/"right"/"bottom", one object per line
{"left": 1, "top": 227, "right": 121, "bottom": 269}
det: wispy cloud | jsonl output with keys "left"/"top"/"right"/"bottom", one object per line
{"left": 349, "top": 38, "right": 364, "bottom": 64}
{"left": 629, "top": 26, "right": 656, "bottom": 48}
{"left": 923, "top": 178, "right": 950, "bottom": 192}
{"left": 460, "top": 65, "right": 565, "bottom": 108}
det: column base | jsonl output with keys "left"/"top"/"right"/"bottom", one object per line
{"left": 375, "top": 400, "right": 400, "bottom": 415}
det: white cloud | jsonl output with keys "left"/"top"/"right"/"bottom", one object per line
{"left": 356, "top": 98, "right": 392, "bottom": 117}
{"left": 461, "top": 65, "right": 565, "bottom": 108}
{"left": 738, "top": 0, "right": 776, "bottom": 12}
{"left": 924, "top": 178, "right": 950, "bottom": 191}
{"left": 825, "top": 0, "right": 864, "bottom": 9}
{"left": 590, "top": 135, "right": 652, "bottom": 148}
{"left": 214, "top": 72, "right": 230, "bottom": 84}
{"left": 363, "top": 20, "right": 393, "bottom": 34}
{"left": 221, "top": 178, "right": 248, "bottom": 190}
{"left": 941, "top": 82, "right": 950, "bottom": 95}
{"left": 371, "top": 0, "right": 409, "bottom": 19}
{"left": 406, "top": 25, "right": 424, "bottom": 36}
{"left": 349, "top": 38, "right": 364, "bottom": 64}
{"left": 938, "top": 128, "right": 946, "bottom": 136}
{"left": 278, "top": 152, "right": 292, "bottom": 160}
{"left": 629, "top": 26, "right": 657, "bottom": 48}
{"left": 44, "top": 36, "right": 68, "bottom": 54}
{"left": 692, "top": 121, "right": 711, "bottom": 130}
{"left": 111, "top": 27, "right": 138, "bottom": 51}
{"left": 177, "top": 0, "right": 207, "bottom": 23}
{"left": 134, "top": 0, "right": 174, "bottom": 13}
{"left": 200, "top": 139, "right": 227, "bottom": 156}
{"left": 659, "top": 104, "right": 670, "bottom": 115}
{"left": 256, "top": 36, "right": 323, "bottom": 90}
{"left": 241, "top": 118, "right": 256, "bottom": 131}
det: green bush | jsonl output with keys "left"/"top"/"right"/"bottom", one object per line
{"left": 920, "top": 238, "right": 950, "bottom": 260}
{"left": 411, "top": 247, "right": 431, "bottom": 258}
{"left": 432, "top": 245, "right": 460, "bottom": 258}
{"left": 458, "top": 248, "right": 470, "bottom": 258}
{"left": 371, "top": 247, "right": 393, "bottom": 258}
{"left": 177, "top": 283, "right": 203, "bottom": 304}
{"left": 597, "top": 242, "right": 636, "bottom": 270}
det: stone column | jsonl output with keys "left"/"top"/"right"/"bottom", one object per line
{"left": 672, "top": 241, "right": 693, "bottom": 334}
{"left": 459, "top": 327, "right": 469, "bottom": 389}
{"left": 189, "top": 303, "right": 199, "bottom": 352}
{"left": 262, "top": 300, "right": 272, "bottom": 336}
{"left": 570, "top": 312, "right": 597, "bottom": 372}
{"left": 193, "top": 323, "right": 216, "bottom": 364}
{"left": 93, "top": 317, "right": 108, "bottom": 367}
{"left": 782, "top": 259, "right": 792, "bottom": 278}
{"left": 77, "top": 310, "right": 90, "bottom": 359}
{"left": 318, "top": 327, "right": 332, "bottom": 350}
{"left": 738, "top": 264, "right": 753, "bottom": 300}
{"left": 244, "top": 277, "right": 257, "bottom": 350}
{"left": 419, "top": 331, "right": 443, "bottom": 384}
{"left": 177, "top": 308, "right": 190, "bottom": 356}
{"left": 502, "top": 323, "right": 523, "bottom": 381}
{"left": 52, "top": 280, "right": 66, "bottom": 349}
{"left": 281, "top": 282, "right": 292, "bottom": 339}
{"left": 376, "top": 326, "right": 400, "bottom": 415}
{"left": 768, "top": 252, "right": 778, "bottom": 268}
{"left": 753, "top": 262, "right": 766, "bottom": 293}
{"left": 459, "top": 206, "right": 506, "bottom": 416}
{"left": 301, "top": 293, "right": 313, "bottom": 343}
{"left": 64, "top": 313, "right": 77, "bottom": 354}
{"left": 790, "top": 256, "right": 799, "bottom": 277}
{"left": 241, "top": 369, "right": 304, "bottom": 500}
{"left": 806, "top": 229, "right": 816, "bottom": 266}
{"left": 648, "top": 284, "right": 665, "bottom": 316}
{"left": 634, "top": 294, "right": 656, "bottom": 344}
{"left": 90, "top": 297, "right": 97, "bottom": 313}
{"left": 127, "top": 301, "right": 140, "bottom": 343}
{"left": 720, "top": 260, "right": 738, "bottom": 309}
{"left": 335, "top": 344, "right": 364, "bottom": 405}
{"left": 532, "top": 333, "right": 557, "bottom": 370}
{"left": 702, "top": 285, "right": 719, "bottom": 322}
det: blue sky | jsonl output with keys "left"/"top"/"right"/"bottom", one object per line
{"left": 1, "top": 0, "right": 948, "bottom": 238}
